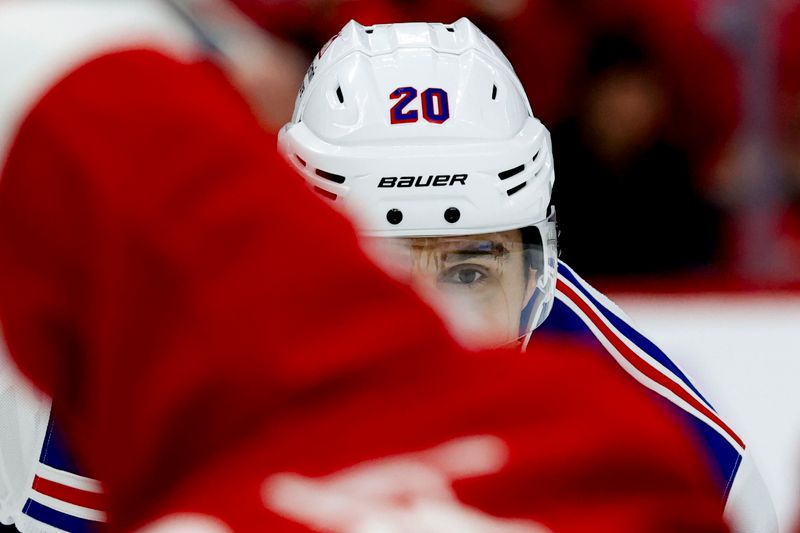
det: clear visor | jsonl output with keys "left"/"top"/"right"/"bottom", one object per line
{"left": 361, "top": 214, "right": 557, "bottom": 350}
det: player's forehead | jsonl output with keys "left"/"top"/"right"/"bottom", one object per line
{"left": 394, "top": 229, "right": 523, "bottom": 254}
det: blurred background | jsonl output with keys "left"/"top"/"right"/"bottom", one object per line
{"left": 184, "top": 0, "right": 800, "bottom": 530}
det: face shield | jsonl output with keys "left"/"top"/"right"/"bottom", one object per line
{"left": 362, "top": 211, "right": 557, "bottom": 350}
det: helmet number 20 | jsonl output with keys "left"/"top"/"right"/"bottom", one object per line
{"left": 390, "top": 87, "right": 450, "bottom": 125}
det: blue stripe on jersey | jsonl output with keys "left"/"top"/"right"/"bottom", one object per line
{"left": 39, "top": 410, "right": 81, "bottom": 473}
{"left": 556, "top": 263, "right": 715, "bottom": 411}
{"left": 22, "top": 499, "right": 94, "bottom": 533}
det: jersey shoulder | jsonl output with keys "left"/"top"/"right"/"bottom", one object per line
{"left": 539, "top": 261, "right": 745, "bottom": 498}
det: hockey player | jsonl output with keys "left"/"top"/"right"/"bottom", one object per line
{"left": 0, "top": 3, "right": 738, "bottom": 532}
{"left": 279, "top": 18, "right": 778, "bottom": 533}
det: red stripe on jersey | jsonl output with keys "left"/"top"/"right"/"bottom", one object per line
{"left": 33, "top": 475, "right": 104, "bottom": 511}
{"left": 557, "top": 279, "right": 745, "bottom": 450}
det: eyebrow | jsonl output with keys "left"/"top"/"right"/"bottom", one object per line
{"left": 441, "top": 242, "right": 510, "bottom": 263}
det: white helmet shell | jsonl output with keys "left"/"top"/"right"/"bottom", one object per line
{"left": 279, "top": 18, "right": 558, "bottom": 339}
{"left": 279, "top": 17, "right": 555, "bottom": 238}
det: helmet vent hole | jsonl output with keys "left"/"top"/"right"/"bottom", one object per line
{"left": 444, "top": 207, "right": 461, "bottom": 223}
{"left": 492, "top": 84, "right": 498, "bottom": 100}
{"left": 498, "top": 164, "right": 525, "bottom": 180}
{"left": 506, "top": 182, "right": 527, "bottom": 196}
{"left": 335, "top": 86, "right": 344, "bottom": 104}
{"left": 295, "top": 155, "right": 307, "bottom": 167}
{"left": 315, "top": 169, "right": 346, "bottom": 184}
{"left": 446, "top": 26, "right": 455, "bottom": 32}
{"left": 314, "top": 186, "right": 338, "bottom": 201}
{"left": 386, "top": 209, "right": 403, "bottom": 225}
{"left": 365, "top": 28, "right": 374, "bottom": 34}
{"left": 532, "top": 150, "right": 540, "bottom": 162}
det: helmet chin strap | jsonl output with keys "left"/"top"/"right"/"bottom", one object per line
{"left": 518, "top": 275, "right": 556, "bottom": 352}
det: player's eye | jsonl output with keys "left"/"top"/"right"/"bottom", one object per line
{"left": 439, "top": 264, "right": 488, "bottom": 286}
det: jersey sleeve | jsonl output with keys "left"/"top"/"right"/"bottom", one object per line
{"left": 0, "top": 41, "right": 730, "bottom": 533}
{"left": 0, "top": 343, "right": 52, "bottom": 528}
{"left": 725, "top": 450, "right": 779, "bottom": 533}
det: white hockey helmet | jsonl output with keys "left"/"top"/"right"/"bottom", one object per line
{"left": 279, "top": 18, "right": 557, "bottom": 349}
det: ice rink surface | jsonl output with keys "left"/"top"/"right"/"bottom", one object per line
{"left": 614, "top": 293, "right": 800, "bottom": 533}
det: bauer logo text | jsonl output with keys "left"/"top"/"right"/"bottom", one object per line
{"left": 378, "top": 174, "right": 468, "bottom": 188}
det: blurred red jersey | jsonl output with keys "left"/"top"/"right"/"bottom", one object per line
{"left": 0, "top": 3, "right": 728, "bottom": 532}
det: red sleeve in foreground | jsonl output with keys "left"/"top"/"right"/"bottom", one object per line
{"left": 0, "top": 49, "right": 727, "bottom": 532}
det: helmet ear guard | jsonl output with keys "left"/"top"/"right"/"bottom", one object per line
{"left": 279, "top": 18, "right": 559, "bottom": 342}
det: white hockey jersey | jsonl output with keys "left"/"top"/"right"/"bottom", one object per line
{"left": 539, "top": 262, "right": 777, "bottom": 533}
{"left": 0, "top": 350, "right": 103, "bottom": 532}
